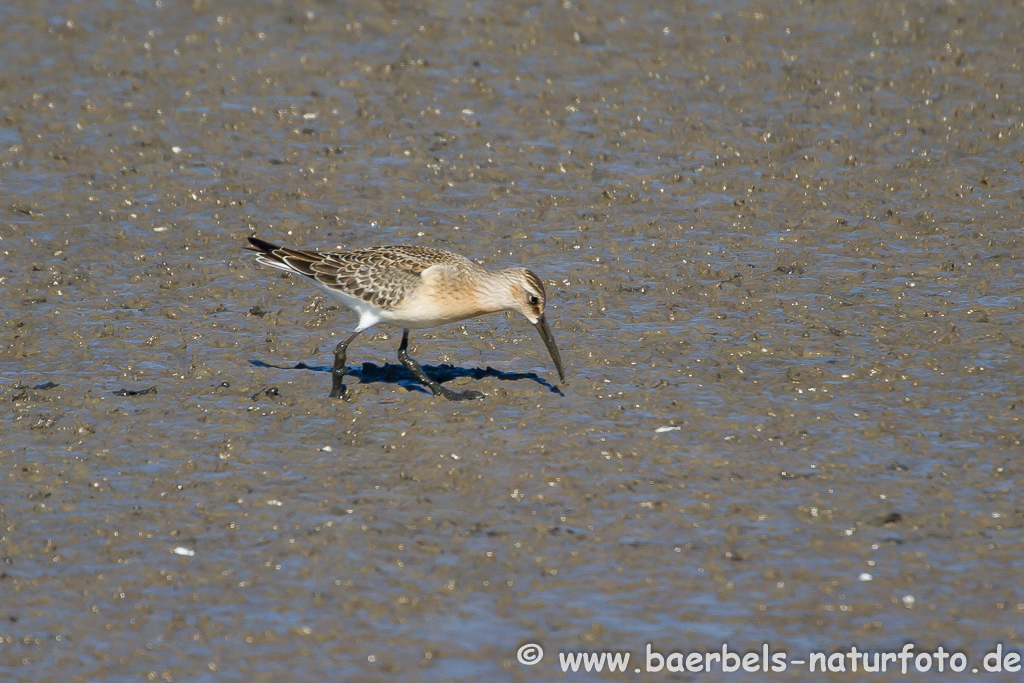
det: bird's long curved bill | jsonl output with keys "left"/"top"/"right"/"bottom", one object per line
{"left": 534, "top": 315, "right": 565, "bottom": 382}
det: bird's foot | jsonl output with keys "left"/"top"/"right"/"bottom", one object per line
{"left": 434, "top": 386, "right": 485, "bottom": 401}
{"left": 329, "top": 371, "right": 349, "bottom": 399}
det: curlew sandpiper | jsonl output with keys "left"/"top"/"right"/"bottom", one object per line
{"left": 246, "top": 236, "right": 565, "bottom": 400}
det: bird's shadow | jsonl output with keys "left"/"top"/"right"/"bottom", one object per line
{"left": 249, "top": 359, "right": 564, "bottom": 395}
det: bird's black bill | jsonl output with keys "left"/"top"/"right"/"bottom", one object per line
{"left": 534, "top": 315, "right": 565, "bottom": 382}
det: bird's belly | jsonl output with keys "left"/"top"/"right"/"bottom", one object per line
{"left": 383, "top": 294, "right": 489, "bottom": 329}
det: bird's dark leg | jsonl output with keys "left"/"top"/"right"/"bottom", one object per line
{"left": 329, "top": 330, "right": 361, "bottom": 399}
{"left": 397, "top": 329, "right": 484, "bottom": 401}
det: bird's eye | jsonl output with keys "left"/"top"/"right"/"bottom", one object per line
{"left": 528, "top": 295, "right": 539, "bottom": 305}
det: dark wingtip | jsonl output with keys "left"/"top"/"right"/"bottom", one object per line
{"left": 246, "top": 236, "right": 279, "bottom": 254}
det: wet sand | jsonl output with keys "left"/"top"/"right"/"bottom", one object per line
{"left": 2, "top": 0, "right": 1023, "bottom": 679}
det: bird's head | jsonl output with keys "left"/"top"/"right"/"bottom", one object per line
{"left": 506, "top": 268, "right": 565, "bottom": 383}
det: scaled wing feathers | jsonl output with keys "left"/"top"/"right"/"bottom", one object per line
{"left": 247, "top": 238, "right": 472, "bottom": 310}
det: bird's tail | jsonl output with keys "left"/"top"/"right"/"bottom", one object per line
{"left": 245, "top": 236, "right": 321, "bottom": 277}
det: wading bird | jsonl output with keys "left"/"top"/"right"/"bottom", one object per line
{"left": 246, "top": 236, "right": 565, "bottom": 400}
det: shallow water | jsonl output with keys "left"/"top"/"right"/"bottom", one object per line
{"left": 2, "top": 0, "right": 1023, "bottom": 679}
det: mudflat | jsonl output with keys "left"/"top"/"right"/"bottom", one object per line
{"left": 2, "top": 0, "right": 1022, "bottom": 679}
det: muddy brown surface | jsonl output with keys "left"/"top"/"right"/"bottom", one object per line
{"left": 2, "top": 0, "right": 1023, "bottom": 680}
